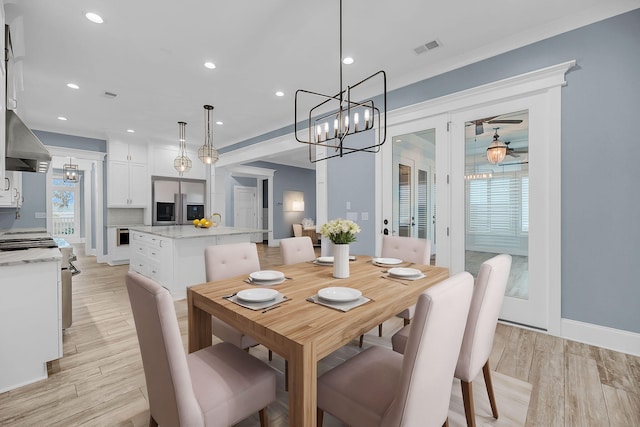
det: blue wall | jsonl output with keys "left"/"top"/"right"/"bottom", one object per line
{"left": 226, "top": 9, "right": 640, "bottom": 334}
{"left": 247, "top": 161, "right": 317, "bottom": 239}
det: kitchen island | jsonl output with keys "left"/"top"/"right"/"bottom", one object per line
{"left": 0, "top": 231, "right": 62, "bottom": 393}
{"left": 128, "top": 225, "right": 265, "bottom": 300}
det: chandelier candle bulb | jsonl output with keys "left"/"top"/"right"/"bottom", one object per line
{"left": 334, "top": 119, "right": 339, "bottom": 137}
{"left": 354, "top": 112, "right": 359, "bottom": 131}
{"left": 317, "top": 125, "right": 322, "bottom": 142}
{"left": 324, "top": 122, "right": 329, "bottom": 139}
{"left": 365, "top": 109, "right": 370, "bottom": 129}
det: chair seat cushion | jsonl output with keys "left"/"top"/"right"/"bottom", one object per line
{"left": 318, "top": 346, "right": 403, "bottom": 427}
{"left": 396, "top": 304, "right": 416, "bottom": 320}
{"left": 188, "top": 342, "right": 276, "bottom": 426}
{"left": 391, "top": 325, "right": 410, "bottom": 354}
{"left": 212, "top": 316, "right": 259, "bottom": 349}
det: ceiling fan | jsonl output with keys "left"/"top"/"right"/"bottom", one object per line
{"left": 504, "top": 140, "right": 527, "bottom": 158}
{"left": 467, "top": 115, "right": 523, "bottom": 135}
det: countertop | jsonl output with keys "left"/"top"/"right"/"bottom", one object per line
{"left": 0, "top": 228, "right": 62, "bottom": 266}
{"left": 128, "top": 225, "right": 267, "bottom": 239}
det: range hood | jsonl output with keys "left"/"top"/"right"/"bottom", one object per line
{"left": 5, "top": 110, "right": 51, "bottom": 173}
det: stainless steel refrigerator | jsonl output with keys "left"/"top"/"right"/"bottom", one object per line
{"left": 152, "top": 176, "right": 207, "bottom": 225}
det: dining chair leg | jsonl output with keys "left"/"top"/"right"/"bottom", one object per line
{"left": 268, "top": 349, "right": 273, "bottom": 361}
{"left": 378, "top": 323, "right": 383, "bottom": 337}
{"left": 317, "top": 408, "right": 324, "bottom": 426}
{"left": 259, "top": 407, "right": 269, "bottom": 427}
{"left": 403, "top": 318, "right": 410, "bottom": 327}
{"left": 461, "top": 380, "right": 476, "bottom": 427}
{"left": 482, "top": 361, "right": 499, "bottom": 419}
{"left": 442, "top": 418, "right": 449, "bottom": 427}
{"left": 149, "top": 415, "right": 158, "bottom": 427}
{"left": 285, "top": 360, "right": 289, "bottom": 392}
{"left": 359, "top": 334, "right": 364, "bottom": 348}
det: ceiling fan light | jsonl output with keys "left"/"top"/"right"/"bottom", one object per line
{"left": 486, "top": 140, "right": 507, "bottom": 164}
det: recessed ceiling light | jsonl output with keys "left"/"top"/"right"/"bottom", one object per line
{"left": 127, "top": 129, "right": 135, "bottom": 133}
{"left": 275, "top": 91, "right": 284, "bottom": 97}
{"left": 85, "top": 12, "right": 104, "bottom": 24}
{"left": 343, "top": 57, "right": 354, "bottom": 65}
{"left": 215, "top": 121, "right": 223, "bottom": 125}
{"left": 58, "top": 116, "right": 68, "bottom": 121}
{"left": 67, "top": 83, "right": 80, "bottom": 90}
{"left": 204, "top": 62, "right": 216, "bottom": 69}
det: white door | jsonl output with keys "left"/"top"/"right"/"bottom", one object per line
{"left": 449, "top": 93, "right": 556, "bottom": 330}
{"left": 380, "top": 114, "right": 449, "bottom": 263}
{"left": 234, "top": 186, "right": 257, "bottom": 228}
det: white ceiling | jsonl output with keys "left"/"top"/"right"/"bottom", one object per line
{"left": 5, "top": 0, "right": 639, "bottom": 169}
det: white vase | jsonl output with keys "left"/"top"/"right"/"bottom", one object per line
{"left": 333, "top": 243, "right": 350, "bottom": 279}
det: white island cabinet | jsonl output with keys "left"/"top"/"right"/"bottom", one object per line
{"left": 0, "top": 248, "right": 62, "bottom": 393}
{"left": 128, "top": 225, "right": 265, "bottom": 300}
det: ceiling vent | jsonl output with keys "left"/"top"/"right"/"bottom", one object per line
{"left": 413, "top": 40, "right": 440, "bottom": 55}
{"left": 103, "top": 91, "right": 118, "bottom": 98}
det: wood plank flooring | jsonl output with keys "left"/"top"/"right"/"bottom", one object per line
{"left": 0, "top": 243, "right": 638, "bottom": 426}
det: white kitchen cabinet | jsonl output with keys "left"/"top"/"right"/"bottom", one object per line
{"left": 0, "top": 256, "right": 62, "bottom": 392}
{"left": 108, "top": 140, "right": 147, "bottom": 164}
{"left": 108, "top": 161, "right": 148, "bottom": 207}
{"left": 0, "top": 1, "right": 5, "bottom": 181}
{"left": 0, "top": 171, "right": 22, "bottom": 207}
{"left": 129, "top": 231, "right": 173, "bottom": 292}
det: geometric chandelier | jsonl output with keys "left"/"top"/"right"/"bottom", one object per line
{"left": 198, "top": 105, "right": 219, "bottom": 165}
{"left": 294, "top": 0, "right": 386, "bottom": 163}
{"left": 174, "top": 121, "right": 192, "bottom": 176}
{"left": 486, "top": 128, "right": 507, "bottom": 165}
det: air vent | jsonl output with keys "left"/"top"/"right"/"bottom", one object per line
{"left": 413, "top": 40, "right": 441, "bottom": 55}
{"left": 103, "top": 91, "right": 118, "bottom": 98}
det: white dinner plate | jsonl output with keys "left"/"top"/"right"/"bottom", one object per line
{"left": 372, "top": 257, "right": 403, "bottom": 266}
{"left": 317, "top": 287, "right": 362, "bottom": 302}
{"left": 388, "top": 267, "right": 422, "bottom": 278}
{"left": 316, "top": 256, "right": 334, "bottom": 264}
{"left": 250, "top": 270, "right": 285, "bottom": 281}
{"left": 236, "top": 288, "right": 279, "bottom": 302}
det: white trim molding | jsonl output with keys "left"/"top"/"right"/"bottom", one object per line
{"left": 562, "top": 319, "right": 640, "bottom": 357}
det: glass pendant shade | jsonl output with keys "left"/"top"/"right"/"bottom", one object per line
{"left": 63, "top": 157, "right": 79, "bottom": 182}
{"left": 486, "top": 129, "right": 507, "bottom": 164}
{"left": 174, "top": 121, "right": 192, "bottom": 176}
{"left": 199, "top": 105, "right": 219, "bottom": 164}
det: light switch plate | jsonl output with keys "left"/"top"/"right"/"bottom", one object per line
{"left": 35, "top": 212, "right": 47, "bottom": 219}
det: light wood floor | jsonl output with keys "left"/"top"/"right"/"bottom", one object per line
{"left": 0, "top": 244, "right": 638, "bottom": 426}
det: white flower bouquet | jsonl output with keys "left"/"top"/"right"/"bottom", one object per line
{"left": 320, "top": 218, "right": 361, "bottom": 244}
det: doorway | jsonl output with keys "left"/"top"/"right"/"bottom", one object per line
{"left": 234, "top": 185, "right": 257, "bottom": 228}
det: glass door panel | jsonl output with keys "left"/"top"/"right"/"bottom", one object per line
{"left": 464, "top": 110, "right": 530, "bottom": 299}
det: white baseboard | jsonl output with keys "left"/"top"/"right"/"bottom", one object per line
{"left": 561, "top": 318, "right": 640, "bottom": 357}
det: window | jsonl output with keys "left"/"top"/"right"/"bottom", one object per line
{"left": 52, "top": 176, "right": 80, "bottom": 238}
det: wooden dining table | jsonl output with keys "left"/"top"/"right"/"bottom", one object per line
{"left": 187, "top": 256, "right": 448, "bottom": 427}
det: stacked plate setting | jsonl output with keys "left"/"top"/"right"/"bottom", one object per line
{"left": 317, "top": 287, "right": 362, "bottom": 303}
{"left": 372, "top": 257, "right": 403, "bottom": 267}
{"left": 387, "top": 267, "right": 423, "bottom": 279}
{"left": 236, "top": 288, "right": 279, "bottom": 302}
{"left": 315, "top": 256, "right": 334, "bottom": 265}
{"left": 249, "top": 270, "right": 286, "bottom": 285}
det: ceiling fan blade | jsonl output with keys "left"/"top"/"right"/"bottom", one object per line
{"left": 487, "top": 119, "right": 523, "bottom": 124}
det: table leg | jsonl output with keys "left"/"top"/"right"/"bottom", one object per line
{"left": 187, "top": 290, "right": 212, "bottom": 353}
{"left": 288, "top": 342, "right": 317, "bottom": 427}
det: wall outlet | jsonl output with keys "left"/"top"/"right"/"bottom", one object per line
{"left": 361, "top": 212, "right": 369, "bottom": 221}
{"left": 346, "top": 201, "right": 351, "bottom": 210}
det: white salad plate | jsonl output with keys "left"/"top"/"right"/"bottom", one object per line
{"left": 236, "top": 288, "right": 279, "bottom": 303}
{"left": 388, "top": 267, "right": 422, "bottom": 278}
{"left": 372, "top": 257, "right": 403, "bottom": 266}
{"left": 250, "top": 270, "right": 285, "bottom": 282}
{"left": 317, "top": 287, "right": 362, "bottom": 302}
{"left": 316, "top": 256, "right": 334, "bottom": 264}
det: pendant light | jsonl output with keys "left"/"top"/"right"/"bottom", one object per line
{"left": 174, "top": 121, "right": 192, "bottom": 176}
{"left": 294, "top": 0, "right": 387, "bottom": 163}
{"left": 63, "top": 157, "right": 79, "bottom": 182}
{"left": 486, "top": 128, "right": 507, "bottom": 165}
{"left": 198, "top": 105, "right": 219, "bottom": 164}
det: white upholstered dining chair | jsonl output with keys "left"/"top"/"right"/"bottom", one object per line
{"left": 318, "top": 272, "right": 474, "bottom": 427}
{"left": 126, "top": 271, "right": 276, "bottom": 427}
{"left": 392, "top": 254, "right": 512, "bottom": 427}
{"left": 280, "top": 236, "right": 316, "bottom": 265}
{"left": 360, "top": 235, "right": 431, "bottom": 347}
{"left": 204, "top": 242, "right": 261, "bottom": 350}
